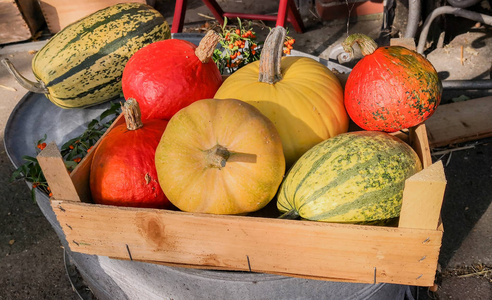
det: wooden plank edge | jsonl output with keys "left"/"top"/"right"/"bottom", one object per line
{"left": 51, "top": 199, "right": 442, "bottom": 287}
{"left": 69, "top": 112, "right": 124, "bottom": 203}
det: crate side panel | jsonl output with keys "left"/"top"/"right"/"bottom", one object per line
{"left": 52, "top": 200, "right": 442, "bottom": 286}
{"left": 70, "top": 114, "right": 124, "bottom": 203}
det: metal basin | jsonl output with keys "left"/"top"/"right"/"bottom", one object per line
{"left": 3, "top": 35, "right": 414, "bottom": 300}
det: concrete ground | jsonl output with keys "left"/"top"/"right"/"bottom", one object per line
{"left": 0, "top": 0, "right": 491, "bottom": 299}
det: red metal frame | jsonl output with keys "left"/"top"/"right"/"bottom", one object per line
{"left": 171, "top": 0, "right": 305, "bottom": 33}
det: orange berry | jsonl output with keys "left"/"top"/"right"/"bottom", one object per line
{"left": 252, "top": 50, "right": 256, "bottom": 55}
{"left": 235, "top": 29, "right": 240, "bottom": 35}
{"left": 73, "top": 157, "right": 82, "bottom": 163}
{"left": 49, "top": 192, "right": 53, "bottom": 197}
{"left": 69, "top": 145, "right": 74, "bottom": 150}
{"left": 37, "top": 142, "right": 47, "bottom": 150}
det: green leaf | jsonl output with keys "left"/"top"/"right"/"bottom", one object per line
{"left": 64, "top": 160, "right": 78, "bottom": 170}
{"left": 87, "top": 119, "right": 99, "bottom": 129}
{"left": 223, "top": 16, "right": 228, "bottom": 30}
{"left": 100, "top": 105, "right": 121, "bottom": 120}
{"left": 31, "top": 187, "right": 37, "bottom": 203}
{"left": 36, "top": 134, "right": 47, "bottom": 146}
{"left": 21, "top": 155, "right": 38, "bottom": 163}
{"left": 61, "top": 137, "right": 78, "bottom": 150}
{"left": 10, "top": 165, "right": 28, "bottom": 182}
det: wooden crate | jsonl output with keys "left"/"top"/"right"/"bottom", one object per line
{"left": 38, "top": 116, "right": 446, "bottom": 287}
{"left": 38, "top": 0, "right": 147, "bottom": 33}
{"left": 0, "top": 0, "right": 45, "bottom": 44}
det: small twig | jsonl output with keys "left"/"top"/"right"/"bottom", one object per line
{"left": 460, "top": 45, "right": 464, "bottom": 65}
{"left": 431, "top": 144, "right": 477, "bottom": 156}
{"left": 197, "top": 13, "right": 216, "bottom": 20}
{"left": 457, "top": 269, "right": 491, "bottom": 278}
{"left": 0, "top": 84, "right": 16, "bottom": 92}
{"left": 446, "top": 151, "right": 453, "bottom": 167}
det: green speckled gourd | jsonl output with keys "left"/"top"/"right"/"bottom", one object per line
{"left": 3, "top": 3, "right": 170, "bottom": 108}
{"left": 277, "top": 131, "right": 422, "bottom": 223}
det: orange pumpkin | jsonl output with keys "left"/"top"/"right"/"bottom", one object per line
{"left": 214, "top": 26, "right": 348, "bottom": 167}
{"left": 154, "top": 98, "right": 285, "bottom": 215}
{"left": 90, "top": 99, "right": 170, "bottom": 208}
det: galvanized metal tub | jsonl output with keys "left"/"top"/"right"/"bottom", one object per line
{"left": 3, "top": 35, "right": 416, "bottom": 300}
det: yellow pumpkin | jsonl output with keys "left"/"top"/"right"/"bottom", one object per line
{"left": 215, "top": 26, "right": 349, "bottom": 167}
{"left": 154, "top": 98, "right": 285, "bottom": 215}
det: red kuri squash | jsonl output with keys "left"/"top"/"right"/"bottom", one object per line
{"left": 343, "top": 34, "right": 442, "bottom": 132}
{"left": 90, "top": 99, "right": 170, "bottom": 208}
{"left": 122, "top": 30, "right": 223, "bottom": 121}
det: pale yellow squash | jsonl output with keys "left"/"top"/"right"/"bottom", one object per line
{"left": 154, "top": 98, "right": 285, "bottom": 215}
{"left": 214, "top": 26, "right": 348, "bottom": 167}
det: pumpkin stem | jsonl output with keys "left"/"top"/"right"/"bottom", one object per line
{"left": 1, "top": 58, "right": 49, "bottom": 94}
{"left": 258, "top": 26, "right": 286, "bottom": 84}
{"left": 195, "top": 30, "right": 221, "bottom": 63}
{"left": 342, "top": 33, "right": 378, "bottom": 57}
{"left": 278, "top": 208, "right": 300, "bottom": 220}
{"left": 122, "top": 98, "right": 144, "bottom": 131}
{"left": 206, "top": 144, "right": 231, "bottom": 169}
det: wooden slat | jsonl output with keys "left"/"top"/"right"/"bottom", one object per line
{"left": 37, "top": 142, "right": 81, "bottom": 202}
{"left": 51, "top": 199, "right": 442, "bottom": 286}
{"left": 409, "top": 124, "right": 433, "bottom": 168}
{"left": 69, "top": 113, "right": 125, "bottom": 203}
{"left": 425, "top": 96, "right": 492, "bottom": 148}
{"left": 399, "top": 160, "right": 446, "bottom": 230}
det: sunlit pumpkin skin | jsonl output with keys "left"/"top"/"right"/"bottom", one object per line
{"left": 155, "top": 98, "right": 286, "bottom": 215}
{"left": 214, "top": 27, "right": 348, "bottom": 168}
{"left": 122, "top": 30, "right": 222, "bottom": 121}
{"left": 90, "top": 99, "right": 170, "bottom": 208}
{"left": 343, "top": 34, "right": 442, "bottom": 132}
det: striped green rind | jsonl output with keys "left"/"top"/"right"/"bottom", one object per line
{"left": 32, "top": 3, "right": 170, "bottom": 108}
{"left": 277, "top": 131, "right": 422, "bottom": 223}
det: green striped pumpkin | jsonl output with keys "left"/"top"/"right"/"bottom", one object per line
{"left": 277, "top": 131, "right": 422, "bottom": 223}
{"left": 31, "top": 3, "right": 170, "bottom": 108}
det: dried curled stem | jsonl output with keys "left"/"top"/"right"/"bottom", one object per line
{"left": 195, "top": 30, "right": 221, "bottom": 63}
{"left": 258, "top": 26, "right": 286, "bottom": 84}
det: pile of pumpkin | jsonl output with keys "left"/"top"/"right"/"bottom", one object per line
{"left": 6, "top": 3, "right": 442, "bottom": 224}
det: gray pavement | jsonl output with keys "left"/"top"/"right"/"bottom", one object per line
{"left": 0, "top": 1, "right": 491, "bottom": 299}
